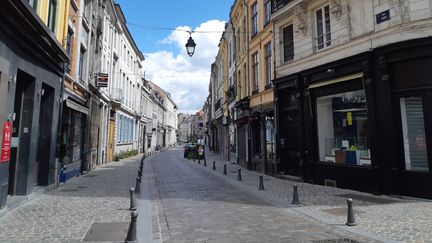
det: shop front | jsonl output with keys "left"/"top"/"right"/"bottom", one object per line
{"left": 374, "top": 37, "right": 432, "bottom": 198}
{"left": 274, "top": 37, "right": 432, "bottom": 199}
{"left": 59, "top": 98, "right": 88, "bottom": 182}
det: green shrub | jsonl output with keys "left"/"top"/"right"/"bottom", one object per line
{"left": 114, "top": 149, "right": 139, "bottom": 161}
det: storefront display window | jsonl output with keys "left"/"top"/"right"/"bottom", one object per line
{"left": 265, "top": 116, "right": 275, "bottom": 160}
{"left": 400, "top": 97, "right": 429, "bottom": 172}
{"left": 316, "top": 90, "right": 371, "bottom": 166}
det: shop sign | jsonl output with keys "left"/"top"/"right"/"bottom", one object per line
{"left": 1, "top": 121, "right": 12, "bottom": 163}
{"left": 97, "top": 73, "right": 109, "bottom": 88}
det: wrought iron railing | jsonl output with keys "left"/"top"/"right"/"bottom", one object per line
{"left": 271, "top": 0, "right": 295, "bottom": 13}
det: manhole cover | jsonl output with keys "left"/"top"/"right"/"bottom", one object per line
{"left": 83, "top": 222, "right": 129, "bottom": 241}
{"left": 336, "top": 193, "right": 399, "bottom": 204}
{"left": 313, "top": 238, "right": 360, "bottom": 243}
{"left": 61, "top": 189, "right": 78, "bottom": 192}
{"left": 83, "top": 175, "right": 97, "bottom": 178}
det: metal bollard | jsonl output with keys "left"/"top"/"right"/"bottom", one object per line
{"left": 346, "top": 198, "right": 357, "bottom": 226}
{"left": 237, "top": 169, "right": 242, "bottom": 181}
{"left": 125, "top": 210, "right": 138, "bottom": 242}
{"left": 259, "top": 175, "right": 265, "bottom": 190}
{"left": 291, "top": 185, "right": 300, "bottom": 204}
{"left": 129, "top": 188, "right": 137, "bottom": 211}
{"left": 138, "top": 170, "right": 142, "bottom": 178}
{"left": 223, "top": 164, "right": 227, "bottom": 175}
{"left": 135, "top": 177, "right": 141, "bottom": 194}
{"left": 204, "top": 159, "right": 207, "bottom": 167}
{"left": 198, "top": 159, "right": 201, "bottom": 164}
{"left": 212, "top": 161, "right": 216, "bottom": 170}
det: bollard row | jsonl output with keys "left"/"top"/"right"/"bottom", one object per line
{"left": 194, "top": 157, "right": 357, "bottom": 227}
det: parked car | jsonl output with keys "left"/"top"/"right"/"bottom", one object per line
{"left": 183, "top": 143, "right": 197, "bottom": 158}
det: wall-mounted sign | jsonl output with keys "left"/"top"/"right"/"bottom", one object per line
{"left": 97, "top": 73, "right": 109, "bottom": 88}
{"left": 376, "top": 10, "right": 390, "bottom": 24}
{"left": 1, "top": 121, "right": 12, "bottom": 163}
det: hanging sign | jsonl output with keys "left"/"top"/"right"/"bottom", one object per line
{"left": 97, "top": 73, "right": 109, "bottom": 88}
{"left": 1, "top": 121, "right": 12, "bottom": 163}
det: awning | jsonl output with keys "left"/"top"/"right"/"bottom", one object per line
{"left": 308, "top": 72, "right": 363, "bottom": 89}
{"left": 65, "top": 99, "right": 89, "bottom": 115}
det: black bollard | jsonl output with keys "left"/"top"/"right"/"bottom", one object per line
{"left": 291, "top": 185, "right": 300, "bottom": 204}
{"left": 135, "top": 177, "right": 141, "bottom": 194}
{"left": 346, "top": 198, "right": 357, "bottom": 226}
{"left": 259, "top": 175, "right": 265, "bottom": 190}
{"left": 193, "top": 158, "right": 195, "bottom": 162}
{"left": 198, "top": 159, "right": 201, "bottom": 164}
{"left": 212, "top": 161, "right": 216, "bottom": 170}
{"left": 129, "top": 188, "right": 137, "bottom": 211}
{"left": 223, "top": 164, "right": 227, "bottom": 175}
{"left": 237, "top": 169, "right": 242, "bottom": 181}
{"left": 125, "top": 210, "right": 138, "bottom": 242}
{"left": 204, "top": 159, "right": 207, "bottom": 167}
{"left": 138, "top": 170, "right": 142, "bottom": 178}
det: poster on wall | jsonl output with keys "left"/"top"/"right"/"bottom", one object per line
{"left": 1, "top": 121, "right": 12, "bottom": 163}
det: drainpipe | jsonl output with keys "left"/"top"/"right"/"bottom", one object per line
{"left": 55, "top": 64, "right": 66, "bottom": 188}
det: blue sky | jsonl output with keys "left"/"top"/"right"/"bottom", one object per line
{"left": 114, "top": 1, "right": 232, "bottom": 114}
{"left": 115, "top": 0, "right": 232, "bottom": 55}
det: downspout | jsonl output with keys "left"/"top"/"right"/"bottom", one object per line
{"left": 55, "top": 64, "right": 66, "bottom": 188}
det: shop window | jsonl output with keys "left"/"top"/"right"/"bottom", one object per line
{"left": 400, "top": 97, "right": 429, "bottom": 172}
{"left": 316, "top": 90, "right": 371, "bottom": 166}
{"left": 265, "top": 116, "right": 275, "bottom": 160}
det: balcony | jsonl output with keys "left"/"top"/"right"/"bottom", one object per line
{"left": 111, "top": 88, "right": 123, "bottom": 102}
{"left": 271, "top": 0, "right": 295, "bottom": 13}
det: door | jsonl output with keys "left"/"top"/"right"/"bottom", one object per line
{"left": 9, "top": 70, "right": 35, "bottom": 195}
{"left": 35, "top": 84, "right": 54, "bottom": 186}
{"left": 107, "top": 119, "right": 114, "bottom": 161}
{"left": 280, "top": 108, "right": 301, "bottom": 175}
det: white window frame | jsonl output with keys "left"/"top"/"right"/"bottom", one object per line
{"left": 315, "top": 4, "right": 332, "bottom": 51}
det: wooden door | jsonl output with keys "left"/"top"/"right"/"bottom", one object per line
{"left": 108, "top": 119, "right": 115, "bottom": 161}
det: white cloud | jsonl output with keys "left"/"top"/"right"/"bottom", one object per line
{"left": 144, "top": 20, "right": 226, "bottom": 114}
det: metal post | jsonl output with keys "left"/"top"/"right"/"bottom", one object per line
{"left": 237, "top": 169, "right": 242, "bottom": 181}
{"left": 346, "top": 198, "right": 357, "bottom": 226}
{"left": 259, "top": 175, "right": 265, "bottom": 190}
{"left": 291, "top": 185, "right": 300, "bottom": 204}
{"left": 129, "top": 188, "right": 137, "bottom": 211}
{"left": 223, "top": 164, "right": 227, "bottom": 175}
{"left": 125, "top": 210, "right": 138, "bottom": 242}
{"left": 212, "top": 161, "right": 216, "bottom": 170}
{"left": 135, "top": 177, "right": 141, "bottom": 194}
{"left": 204, "top": 159, "right": 207, "bottom": 167}
{"left": 198, "top": 159, "right": 201, "bottom": 164}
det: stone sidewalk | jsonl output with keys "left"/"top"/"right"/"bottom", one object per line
{"left": 196, "top": 150, "right": 432, "bottom": 243}
{"left": 0, "top": 155, "right": 145, "bottom": 242}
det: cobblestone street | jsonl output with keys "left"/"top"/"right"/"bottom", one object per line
{"left": 1, "top": 148, "right": 431, "bottom": 242}
{"left": 0, "top": 156, "right": 141, "bottom": 242}
{"left": 145, "top": 149, "right": 380, "bottom": 243}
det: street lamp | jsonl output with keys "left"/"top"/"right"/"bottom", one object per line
{"left": 185, "top": 31, "right": 196, "bottom": 57}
